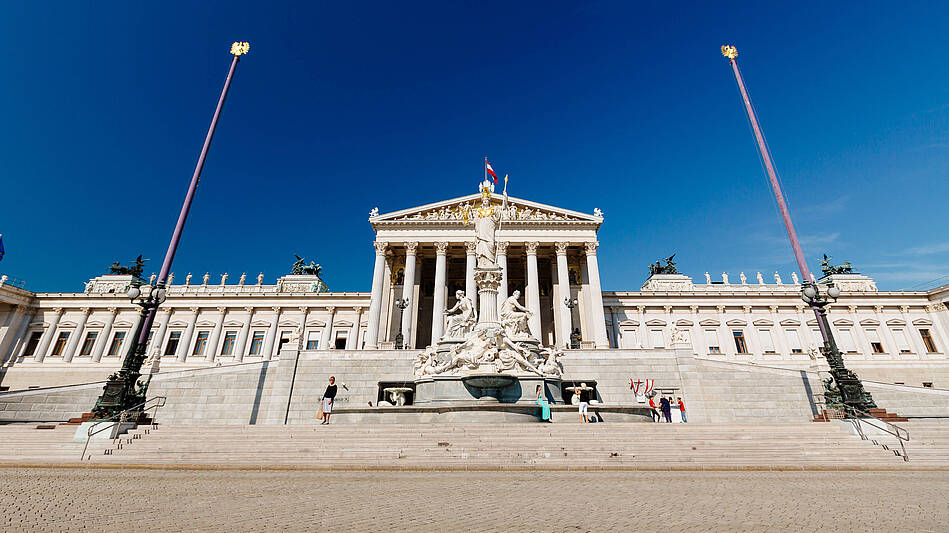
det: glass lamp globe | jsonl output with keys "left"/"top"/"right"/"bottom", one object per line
{"left": 827, "top": 287, "right": 841, "bottom": 299}
{"left": 803, "top": 286, "right": 817, "bottom": 299}
{"left": 127, "top": 286, "right": 141, "bottom": 300}
{"left": 156, "top": 288, "right": 167, "bottom": 303}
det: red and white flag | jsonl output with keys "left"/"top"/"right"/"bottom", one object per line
{"left": 485, "top": 159, "right": 498, "bottom": 183}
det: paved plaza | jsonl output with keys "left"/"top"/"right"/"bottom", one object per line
{"left": 1, "top": 468, "right": 947, "bottom": 532}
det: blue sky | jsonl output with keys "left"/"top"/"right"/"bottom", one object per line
{"left": 1, "top": 2, "right": 947, "bottom": 293}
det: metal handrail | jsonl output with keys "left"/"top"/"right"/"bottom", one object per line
{"left": 845, "top": 405, "right": 910, "bottom": 461}
{"left": 81, "top": 396, "right": 166, "bottom": 460}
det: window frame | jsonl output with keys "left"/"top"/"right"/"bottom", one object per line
{"left": 78, "top": 331, "right": 98, "bottom": 356}
{"left": 107, "top": 331, "right": 126, "bottom": 357}
{"left": 732, "top": 330, "right": 748, "bottom": 354}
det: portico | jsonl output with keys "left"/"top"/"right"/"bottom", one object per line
{"left": 365, "top": 192, "right": 610, "bottom": 350}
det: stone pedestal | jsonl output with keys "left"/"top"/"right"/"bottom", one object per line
{"left": 474, "top": 267, "right": 502, "bottom": 331}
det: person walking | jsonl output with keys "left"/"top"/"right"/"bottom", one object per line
{"left": 536, "top": 385, "right": 552, "bottom": 423}
{"left": 320, "top": 376, "right": 338, "bottom": 425}
{"left": 677, "top": 397, "right": 687, "bottom": 423}
{"left": 648, "top": 394, "right": 661, "bottom": 422}
{"left": 659, "top": 395, "right": 672, "bottom": 423}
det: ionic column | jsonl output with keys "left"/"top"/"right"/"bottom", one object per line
{"left": 464, "top": 241, "right": 478, "bottom": 310}
{"left": 400, "top": 242, "right": 419, "bottom": 347}
{"left": 232, "top": 307, "right": 254, "bottom": 362}
{"left": 150, "top": 309, "right": 172, "bottom": 360}
{"left": 2, "top": 306, "right": 33, "bottom": 363}
{"left": 91, "top": 307, "right": 118, "bottom": 362}
{"left": 63, "top": 308, "right": 90, "bottom": 363}
{"left": 555, "top": 243, "right": 572, "bottom": 348}
{"left": 584, "top": 242, "right": 610, "bottom": 349}
{"left": 176, "top": 307, "right": 200, "bottom": 362}
{"left": 33, "top": 307, "right": 63, "bottom": 363}
{"left": 262, "top": 306, "right": 281, "bottom": 360}
{"left": 496, "top": 241, "right": 509, "bottom": 307}
{"left": 347, "top": 307, "right": 363, "bottom": 350}
{"left": 205, "top": 306, "right": 227, "bottom": 362}
{"left": 364, "top": 241, "right": 388, "bottom": 349}
{"left": 525, "top": 242, "right": 542, "bottom": 339}
{"left": 320, "top": 306, "right": 336, "bottom": 350}
{"left": 431, "top": 242, "right": 449, "bottom": 342}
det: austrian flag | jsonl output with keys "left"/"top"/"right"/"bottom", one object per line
{"left": 485, "top": 159, "right": 498, "bottom": 183}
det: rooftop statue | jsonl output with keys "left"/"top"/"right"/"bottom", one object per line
{"left": 108, "top": 255, "right": 147, "bottom": 279}
{"left": 819, "top": 253, "right": 856, "bottom": 276}
{"left": 291, "top": 254, "right": 323, "bottom": 276}
{"left": 648, "top": 253, "right": 678, "bottom": 275}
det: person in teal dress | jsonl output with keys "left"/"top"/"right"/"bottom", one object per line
{"left": 536, "top": 385, "right": 552, "bottom": 422}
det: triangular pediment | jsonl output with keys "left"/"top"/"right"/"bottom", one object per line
{"left": 371, "top": 193, "right": 603, "bottom": 226}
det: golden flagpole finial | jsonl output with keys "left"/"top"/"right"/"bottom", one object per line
{"left": 230, "top": 42, "right": 251, "bottom": 56}
{"left": 721, "top": 45, "right": 738, "bottom": 60}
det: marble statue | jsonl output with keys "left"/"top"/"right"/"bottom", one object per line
{"left": 791, "top": 272, "right": 799, "bottom": 284}
{"left": 704, "top": 272, "right": 711, "bottom": 284}
{"left": 721, "top": 272, "right": 729, "bottom": 284}
{"left": 535, "top": 348, "right": 564, "bottom": 378}
{"left": 757, "top": 272, "right": 764, "bottom": 284}
{"left": 369, "top": 207, "right": 379, "bottom": 217}
{"left": 474, "top": 187, "right": 501, "bottom": 268}
{"left": 202, "top": 272, "right": 210, "bottom": 286}
{"left": 593, "top": 208, "right": 603, "bottom": 217}
{"left": 500, "top": 290, "right": 532, "bottom": 338}
{"left": 149, "top": 273, "right": 157, "bottom": 285}
{"left": 221, "top": 273, "right": 229, "bottom": 285}
{"left": 185, "top": 273, "right": 192, "bottom": 286}
{"left": 444, "top": 290, "right": 476, "bottom": 338}
{"left": 167, "top": 273, "right": 175, "bottom": 285}
{"left": 739, "top": 272, "right": 747, "bottom": 285}
{"left": 774, "top": 271, "right": 783, "bottom": 285}
{"left": 257, "top": 272, "right": 264, "bottom": 285}
{"left": 239, "top": 272, "right": 246, "bottom": 286}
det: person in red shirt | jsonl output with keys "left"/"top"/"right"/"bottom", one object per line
{"left": 648, "top": 394, "right": 660, "bottom": 422}
{"left": 677, "top": 396, "right": 687, "bottom": 423}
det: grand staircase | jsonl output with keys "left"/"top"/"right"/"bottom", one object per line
{"left": 1, "top": 420, "right": 945, "bottom": 468}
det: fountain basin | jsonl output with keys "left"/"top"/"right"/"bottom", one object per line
{"left": 461, "top": 374, "right": 517, "bottom": 390}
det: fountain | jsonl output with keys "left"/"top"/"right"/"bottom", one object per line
{"left": 412, "top": 181, "right": 565, "bottom": 407}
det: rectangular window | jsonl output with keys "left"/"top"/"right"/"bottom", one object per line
{"left": 107, "top": 332, "right": 126, "bottom": 356}
{"left": 192, "top": 331, "right": 210, "bottom": 356}
{"left": 22, "top": 331, "right": 43, "bottom": 357}
{"left": 249, "top": 331, "right": 265, "bottom": 355}
{"left": 758, "top": 329, "right": 775, "bottom": 353}
{"left": 335, "top": 333, "right": 348, "bottom": 350}
{"left": 892, "top": 329, "right": 911, "bottom": 353}
{"left": 79, "top": 332, "right": 98, "bottom": 356}
{"left": 866, "top": 329, "right": 885, "bottom": 354}
{"left": 164, "top": 331, "right": 181, "bottom": 356}
{"left": 277, "top": 331, "right": 291, "bottom": 354}
{"left": 620, "top": 328, "right": 637, "bottom": 349}
{"left": 306, "top": 331, "right": 319, "bottom": 350}
{"left": 920, "top": 329, "right": 938, "bottom": 353}
{"left": 838, "top": 329, "right": 856, "bottom": 353}
{"left": 732, "top": 330, "right": 748, "bottom": 354}
{"left": 51, "top": 331, "right": 70, "bottom": 356}
{"left": 704, "top": 329, "right": 720, "bottom": 354}
{"left": 649, "top": 329, "right": 664, "bottom": 348}
{"left": 220, "top": 331, "right": 237, "bottom": 355}
{"left": 786, "top": 329, "right": 803, "bottom": 354}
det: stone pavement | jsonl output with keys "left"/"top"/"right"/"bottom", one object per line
{"left": 1, "top": 468, "right": 947, "bottom": 532}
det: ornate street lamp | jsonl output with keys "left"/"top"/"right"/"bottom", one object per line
{"left": 92, "top": 275, "right": 166, "bottom": 418}
{"left": 800, "top": 281, "right": 876, "bottom": 412}
{"left": 394, "top": 298, "right": 410, "bottom": 349}
{"left": 564, "top": 297, "right": 580, "bottom": 349}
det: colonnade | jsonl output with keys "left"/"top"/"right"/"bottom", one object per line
{"left": 364, "top": 240, "right": 611, "bottom": 350}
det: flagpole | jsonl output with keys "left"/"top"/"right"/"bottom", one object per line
{"left": 721, "top": 44, "right": 875, "bottom": 413}
{"left": 135, "top": 42, "right": 250, "bottom": 348}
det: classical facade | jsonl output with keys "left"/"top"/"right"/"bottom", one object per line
{"left": 1, "top": 189, "right": 948, "bottom": 392}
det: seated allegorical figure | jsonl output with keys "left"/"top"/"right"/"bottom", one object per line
{"left": 500, "top": 290, "right": 533, "bottom": 339}
{"left": 444, "top": 290, "right": 476, "bottom": 338}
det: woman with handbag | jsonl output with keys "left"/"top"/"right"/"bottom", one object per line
{"left": 320, "top": 376, "right": 338, "bottom": 425}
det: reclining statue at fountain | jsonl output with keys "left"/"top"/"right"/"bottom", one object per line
{"left": 444, "top": 290, "right": 476, "bottom": 338}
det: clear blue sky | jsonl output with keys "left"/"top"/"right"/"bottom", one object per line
{"left": 2, "top": 2, "right": 947, "bottom": 293}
